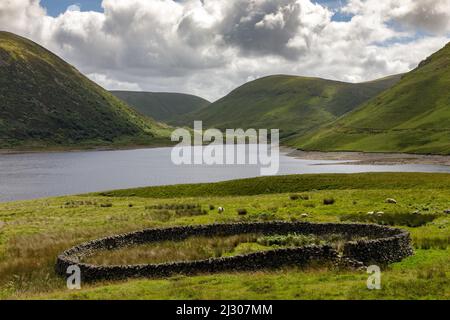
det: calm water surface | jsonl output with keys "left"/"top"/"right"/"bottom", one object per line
{"left": 1, "top": 146, "right": 449, "bottom": 202}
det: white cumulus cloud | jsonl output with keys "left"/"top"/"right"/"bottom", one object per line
{"left": 67, "top": 4, "right": 81, "bottom": 12}
{"left": 0, "top": 0, "right": 449, "bottom": 101}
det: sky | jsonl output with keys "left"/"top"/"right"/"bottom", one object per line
{"left": 1, "top": 0, "right": 450, "bottom": 101}
{"left": 40, "top": 0, "right": 347, "bottom": 18}
{"left": 40, "top": 0, "right": 103, "bottom": 16}
{"left": 40, "top": 0, "right": 354, "bottom": 23}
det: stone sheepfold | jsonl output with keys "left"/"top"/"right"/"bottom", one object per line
{"left": 56, "top": 221, "right": 414, "bottom": 282}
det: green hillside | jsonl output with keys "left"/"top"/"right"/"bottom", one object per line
{"left": 178, "top": 74, "right": 401, "bottom": 139}
{"left": 290, "top": 42, "right": 450, "bottom": 154}
{"left": 0, "top": 32, "right": 171, "bottom": 150}
{"left": 111, "top": 91, "right": 210, "bottom": 123}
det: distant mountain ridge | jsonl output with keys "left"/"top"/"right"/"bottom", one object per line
{"left": 289, "top": 42, "right": 450, "bottom": 154}
{"left": 111, "top": 91, "right": 210, "bottom": 123}
{"left": 176, "top": 74, "right": 402, "bottom": 140}
{"left": 0, "top": 31, "right": 170, "bottom": 150}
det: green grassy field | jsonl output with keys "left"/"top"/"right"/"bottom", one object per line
{"left": 289, "top": 42, "right": 450, "bottom": 154}
{"left": 0, "top": 173, "right": 448, "bottom": 300}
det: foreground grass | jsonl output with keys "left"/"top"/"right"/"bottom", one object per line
{"left": 0, "top": 173, "right": 449, "bottom": 300}
{"left": 84, "top": 234, "right": 262, "bottom": 266}
{"left": 40, "top": 249, "right": 450, "bottom": 300}
{"left": 84, "top": 233, "right": 361, "bottom": 266}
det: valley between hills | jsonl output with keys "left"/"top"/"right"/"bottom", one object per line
{"left": 2, "top": 31, "right": 450, "bottom": 156}
{"left": 114, "top": 41, "right": 450, "bottom": 156}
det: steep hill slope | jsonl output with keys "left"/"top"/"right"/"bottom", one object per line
{"left": 111, "top": 91, "right": 210, "bottom": 123}
{"left": 0, "top": 32, "right": 170, "bottom": 150}
{"left": 290, "top": 42, "right": 450, "bottom": 154}
{"left": 178, "top": 74, "right": 401, "bottom": 139}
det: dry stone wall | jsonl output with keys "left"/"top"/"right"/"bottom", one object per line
{"left": 56, "top": 221, "right": 413, "bottom": 282}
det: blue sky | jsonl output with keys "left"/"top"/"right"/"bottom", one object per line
{"left": 41, "top": 0, "right": 350, "bottom": 20}
{"left": 41, "top": 0, "right": 103, "bottom": 16}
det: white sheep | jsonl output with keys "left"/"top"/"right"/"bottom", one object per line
{"left": 218, "top": 207, "right": 224, "bottom": 213}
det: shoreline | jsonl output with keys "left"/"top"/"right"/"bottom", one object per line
{"left": 2, "top": 144, "right": 450, "bottom": 167}
{"left": 0, "top": 141, "right": 176, "bottom": 156}
{"left": 283, "top": 148, "right": 450, "bottom": 166}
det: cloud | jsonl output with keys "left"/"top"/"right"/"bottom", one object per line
{"left": 0, "top": 0, "right": 48, "bottom": 38}
{"left": 343, "top": 0, "right": 450, "bottom": 34}
{"left": 394, "top": 0, "right": 450, "bottom": 34}
{"left": 217, "top": 0, "right": 305, "bottom": 59}
{"left": 87, "top": 73, "right": 141, "bottom": 91}
{"left": 67, "top": 4, "right": 81, "bottom": 12}
{"left": 0, "top": 0, "right": 449, "bottom": 101}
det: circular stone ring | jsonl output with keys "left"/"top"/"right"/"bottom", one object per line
{"left": 56, "top": 221, "right": 413, "bottom": 282}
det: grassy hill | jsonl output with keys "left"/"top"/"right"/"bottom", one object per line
{"left": 178, "top": 74, "right": 401, "bottom": 139}
{"left": 290, "top": 42, "right": 450, "bottom": 154}
{"left": 111, "top": 91, "right": 210, "bottom": 123}
{"left": 0, "top": 31, "right": 171, "bottom": 150}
